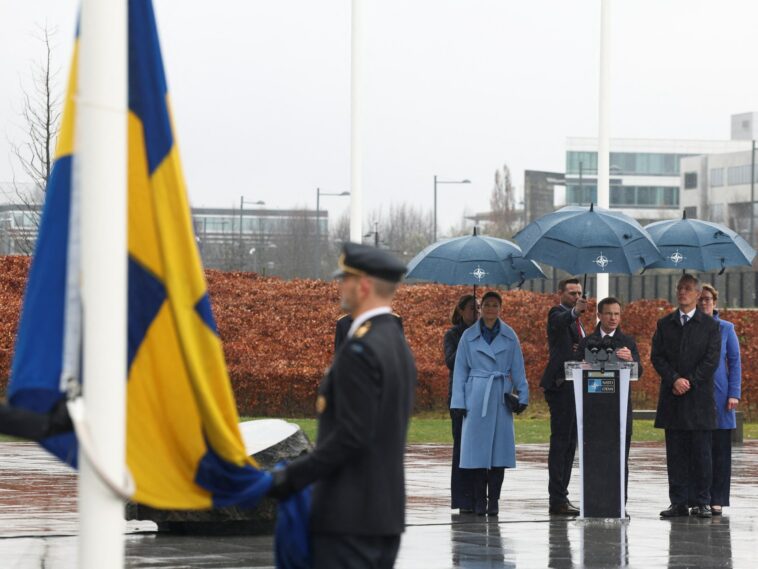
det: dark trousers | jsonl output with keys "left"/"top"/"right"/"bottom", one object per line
{"left": 710, "top": 429, "right": 733, "bottom": 507}
{"left": 450, "top": 409, "right": 474, "bottom": 510}
{"left": 471, "top": 468, "right": 505, "bottom": 514}
{"left": 312, "top": 534, "right": 401, "bottom": 569}
{"left": 665, "top": 429, "right": 712, "bottom": 507}
{"left": 545, "top": 384, "right": 577, "bottom": 506}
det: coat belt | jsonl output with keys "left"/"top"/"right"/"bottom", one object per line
{"left": 469, "top": 369, "right": 507, "bottom": 418}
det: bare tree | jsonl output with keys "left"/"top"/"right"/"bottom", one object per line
{"left": 368, "top": 203, "right": 433, "bottom": 265}
{"left": 487, "top": 163, "right": 521, "bottom": 238}
{"left": 8, "top": 24, "right": 62, "bottom": 254}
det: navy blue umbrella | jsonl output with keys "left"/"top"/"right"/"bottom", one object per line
{"left": 646, "top": 212, "right": 756, "bottom": 274}
{"left": 513, "top": 204, "right": 663, "bottom": 276}
{"left": 406, "top": 230, "right": 546, "bottom": 291}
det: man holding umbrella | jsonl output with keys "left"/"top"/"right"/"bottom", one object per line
{"left": 540, "top": 277, "right": 587, "bottom": 516}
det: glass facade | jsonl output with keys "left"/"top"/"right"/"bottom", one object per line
{"left": 710, "top": 168, "right": 724, "bottom": 187}
{"left": 566, "top": 183, "right": 679, "bottom": 208}
{"left": 192, "top": 213, "right": 327, "bottom": 238}
{"left": 567, "top": 151, "right": 695, "bottom": 176}
{"left": 726, "top": 164, "right": 758, "bottom": 186}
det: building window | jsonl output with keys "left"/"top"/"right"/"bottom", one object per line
{"left": 684, "top": 172, "right": 697, "bottom": 189}
{"left": 566, "top": 184, "right": 679, "bottom": 208}
{"left": 566, "top": 151, "right": 695, "bottom": 176}
{"left": 726, "top": 164, "right": 758, "bottom": 186}
{"left": 710, "top": 168, "right": 724, "bottom": 187}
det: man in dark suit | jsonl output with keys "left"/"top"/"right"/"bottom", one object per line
{"left": 577, "top": 296, "right": 643, "bottom": 501}
{"left": 652, "top": 273, "right": 721, "bottom": 519}
{"left": 541, "top": 277, "right": 588, "bottom": 515}
{"left": 270, "top": 243, "right": 417, "bottom": 569}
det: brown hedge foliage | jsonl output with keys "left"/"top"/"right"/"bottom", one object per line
{"left": 0, "top": 256, "right": 756, "bottom": 418}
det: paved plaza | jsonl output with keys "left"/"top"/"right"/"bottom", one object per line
{"left": 1, "top": 441, "right": 757, "bottom": 568}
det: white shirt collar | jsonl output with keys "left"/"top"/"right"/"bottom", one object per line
{"left": 679, "top": 307, "right": 696, "bottom": 320}
{"left": 347, "top": 306, "right": 392, "bottom": 339}
{"left": 600, "top": 328, "right": 616, "bottom": 338}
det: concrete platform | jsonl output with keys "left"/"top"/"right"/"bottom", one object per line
{"left": 1, "top": 441, "right": 757, "bottom": 567}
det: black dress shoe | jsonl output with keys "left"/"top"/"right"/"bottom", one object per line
{"left": 549, "top": 502, "right": 580, "bottom": 516}
{"left": 690, "top": 505, "right": 712, "bottom": 518}
{"left": 459, "top": 508, "right": 474, "bottom": 514}
{"left": 487, "top": 501, "right": 499, "bottom": 516}
{"left": 660, "top": 504, "right": 689, "bottom": 518}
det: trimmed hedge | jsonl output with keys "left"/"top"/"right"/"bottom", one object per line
{"left": 1, "top": 256, "right": 755, "bottom": 418}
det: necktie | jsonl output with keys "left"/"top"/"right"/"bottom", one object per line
{"left": 576, "top": 319, "right": 585, "bottom": 338}
{"left": 681, "top": 314, "right": 689, "bottom": 326}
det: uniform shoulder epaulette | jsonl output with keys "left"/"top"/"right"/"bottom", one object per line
{"left": 391, "top": 312, "right": 401, "bottom": 319}
{"left": 337, "top": 313, "right": 350, "bottom": 321}
{"left": 354, "top": 321, "right": 372, "bottom": 339}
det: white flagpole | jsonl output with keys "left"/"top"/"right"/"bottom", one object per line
{"left": 597, "top": 0, "right": 611, "bottom": 304}
{"left": 350, "top": 0, "right": 364, "bottom": 243}
{"left": 76, "top": 0, "right": 128, "bottom": 567}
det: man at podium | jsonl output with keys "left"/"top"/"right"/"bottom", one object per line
{"left": 577, "top": 297, "right": 643, "bottom": 501}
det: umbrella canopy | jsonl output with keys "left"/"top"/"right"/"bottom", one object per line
{"left": 513, "top": 204, "right": 663, "bottom": 275}
{"left": 645, "top": 213, "right": 756, "bottom": 273}
{"left": 406, "top": 232, "right": 546, "bottom": 287}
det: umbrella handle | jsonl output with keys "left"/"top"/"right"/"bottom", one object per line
{"left": 719, "top": 258, "right": 726, "bottom": 276}
{"left": 582, "top": 273, "right": 588, "bottom": 299}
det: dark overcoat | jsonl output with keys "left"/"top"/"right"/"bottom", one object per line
{"left": 651, "top": 309, "right": 721, "bottom": 430}
{"left": 287, "top": 313, "right": 417, "bottom": 536}
{"left": 540, "top": 304, "right": 586, "bottom": 390}
{"left": 444, "top": 322, "right": 469, "bottom": 402}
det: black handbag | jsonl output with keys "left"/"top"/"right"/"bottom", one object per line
{"left": 504, "top": 391, "right": 527, "bottom": 415}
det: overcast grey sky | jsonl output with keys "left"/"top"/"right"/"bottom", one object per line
{"left": 2, "top": 1, "right": 758, "bottom": 234}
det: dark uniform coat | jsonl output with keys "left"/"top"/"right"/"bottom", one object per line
{"left": 540, "top": 304, "right": 585, "bottom": 390}
{"left": 287, "top": 313, "right": 417, "bottom": 536}
{"left": 334, "top": 313, "right": 404, "bottom": 352}
{"left": 652, "top": 309, "right": 721, "bottom": 431}
{"left": 444, "top": 323, "right": 468, "bottom": 403}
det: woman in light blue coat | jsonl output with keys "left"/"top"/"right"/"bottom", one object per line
{"left": 450, "top": 291, "right": 529, "bottom": 516}
{"left": 698, "top": 284, "right": 741, "bottom": 516}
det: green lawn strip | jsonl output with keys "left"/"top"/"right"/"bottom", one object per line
{"left": 2, "top": 417, "right": 752, "bottom": 445}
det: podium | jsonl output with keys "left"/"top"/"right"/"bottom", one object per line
{"left": 565, "top": 360, "right": 638, "bottom": 519}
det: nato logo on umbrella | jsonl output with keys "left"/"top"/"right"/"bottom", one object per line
{"left": 593, "top": 251, "right": 612, "bottom": 271}
{"left": 669, "top": 249, "right": 686, "bottom": 265}
{"left": 470, "top": 266, "right": 488, "bottom": 281}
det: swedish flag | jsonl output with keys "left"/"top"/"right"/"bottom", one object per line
{"left": 9, "top": 0, "right": 271, "bottom": 510}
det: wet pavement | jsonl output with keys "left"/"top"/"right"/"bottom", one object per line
{"left": 1, "top": 441, "right": 758, "bottom": 567}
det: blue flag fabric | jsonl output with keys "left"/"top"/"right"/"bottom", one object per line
{"left": 276, "top": 488, "right": 312, "bottom": 569}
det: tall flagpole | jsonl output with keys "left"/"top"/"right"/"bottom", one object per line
{"left": 76, "top": 0, "right": 128, "bottom": 567}
{"left": 350, "top": 0, "right": 364, "bottom": 243}
{"left": 597, "top": 0, "right": 611, "bottom": 304}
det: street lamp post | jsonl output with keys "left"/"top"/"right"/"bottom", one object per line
{"left": 433, "top": 175, "right": 471, "bottom": 242}
{"left": 239, "top": 195, "right": 265, "bottom": 270}
{"left": 750, "top": 139, "right": 755, "bottom": 247}
{"left": 364, "top": 220, "right": 379, "bottom": 247}
{"left": 316, "top": 188, "right": 350, "bottom": 278}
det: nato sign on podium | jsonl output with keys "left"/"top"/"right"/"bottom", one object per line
{"left": 566, "top": 337, "right": 638, "bottom": 519}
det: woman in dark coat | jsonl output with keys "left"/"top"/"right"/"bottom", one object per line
{"left": 697, "top": 284, "right": 741, "bottom": 516}
{"left": 444, "top": 294, "right": 478, "bottom": 513}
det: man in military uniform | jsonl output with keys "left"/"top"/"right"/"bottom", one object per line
{"left": 270, "top": 242, "right": 417, "bottom": 569}
{"left": 334, "top": 312, "right": 404, "bottom": 351}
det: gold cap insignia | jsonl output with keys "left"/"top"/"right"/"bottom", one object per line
{"left": 316, "top": 395, "right": 327, "bottom": 414}
{"left": 355, "top": 321, "right": 372, "bottom": 338}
